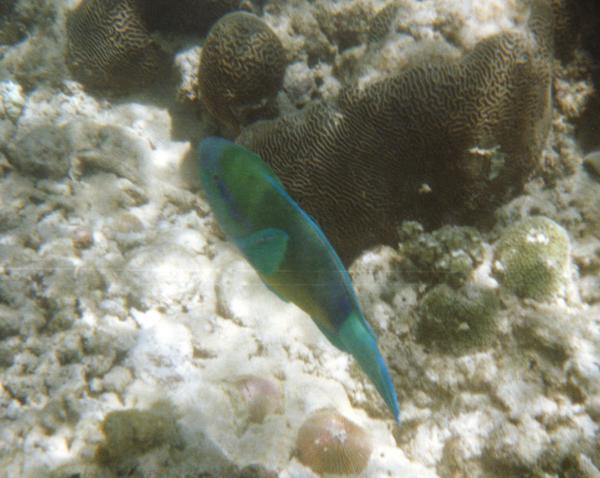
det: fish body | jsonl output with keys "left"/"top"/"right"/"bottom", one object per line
{"left": 198, "top": 137, "right": 400, "bottom": 420}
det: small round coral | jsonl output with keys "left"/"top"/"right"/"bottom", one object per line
{"left": 295, "top": 409, "right": 372, "bottom": 475}
{"left": 230, "top": 375, "right": 283, "bottom": 424}
{"left": 198, "top": 12, "right": 286, "bottom": 132}
{"left": 65, "top": 0, "right": 169, "bottom": 92}
{"left": 418, "top": 284, "right": 500, "bottom": 354}
{"left": 493, "top": 216, "right": 571, "bottom": 301}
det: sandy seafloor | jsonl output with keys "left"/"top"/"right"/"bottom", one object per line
{"left": 1, "top": 0, "right": 600, "bottom": 477}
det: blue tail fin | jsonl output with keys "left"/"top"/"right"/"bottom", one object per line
{"left": 339, "top": 313, "right": 400, "bottom": 421}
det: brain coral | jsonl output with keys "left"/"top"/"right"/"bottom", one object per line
{"left": 238, "top": 1, "right": 554, "bottom": 265}
{"left": 368, "top": 2, "right": 400, "bottom": 42}
{"left": 198, "top": 12, "right": 287, "bottom": 133}
{"left": 65, "top": 0, "right": 169, "bottom": 92}
{"left": 295, "top": 409, "right": 372, "bottom": 475}
{"left": 492, "top": 216, "right": 571, "bottom": 301}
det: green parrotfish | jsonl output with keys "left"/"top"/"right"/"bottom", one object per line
{"left": 198, "top": 137, "right": 400, "bottom": 421}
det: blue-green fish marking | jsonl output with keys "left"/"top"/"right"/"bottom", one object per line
{"left": 198, "top": 137, "right": 400, "bottom": 421}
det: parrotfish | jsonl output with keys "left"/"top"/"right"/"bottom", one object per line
{"left": 198, "top": 137, "right": 400, "bottom": 421}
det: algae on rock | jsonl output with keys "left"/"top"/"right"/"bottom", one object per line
{"left": 417, "top": 284, "right": 500, "bottom": 354}
{"left": 96, "top": 401, "right": 180, "bottom": 464}
{"left": 398, "top": 221, "right": 485, "bottom": 287}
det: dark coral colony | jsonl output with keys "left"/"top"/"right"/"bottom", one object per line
{"left": 65, "top": 0, "right": 598, "bottom": 268}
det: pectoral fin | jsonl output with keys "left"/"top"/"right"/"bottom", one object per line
{"left": 238, "top": 228, "right": 289, "bottom": 276}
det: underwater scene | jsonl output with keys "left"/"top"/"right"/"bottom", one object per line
{"left": 1, "top": 0, "right": 599, "bottom": 476}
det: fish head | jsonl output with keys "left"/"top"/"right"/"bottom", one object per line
{"left": 198, "top": 136, "right": 280, "bottom": 235}
{"left": 199, "top": 136, "right": 235, "bottom": 197}
{"left": 199, "top": 137, "right": 250, "bottom": 202}
{"left": 199, "top": 135, "right": 283, "bottom": 198}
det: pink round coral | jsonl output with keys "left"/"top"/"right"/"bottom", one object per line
{"left": 296, "top": 409, "right": 372, "bottom": 475}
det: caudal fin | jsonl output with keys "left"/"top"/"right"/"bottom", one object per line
{"left": 339, "top": 313, "right": 400, "bottom": 421}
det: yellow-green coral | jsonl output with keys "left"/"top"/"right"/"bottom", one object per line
{"left": 493, "top": 216, "right": 571, "bottom": 301}
{"left": 95, "top": 402, "right": 179, "bottom": 464}
{"left": 418, "top": 284, "right": 500, "bottom": 354}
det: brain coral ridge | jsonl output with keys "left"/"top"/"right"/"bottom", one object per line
{"left": 238, "top": 2, "right": 554, "bottom": 265}
{"left": 198, "top": 12, "right": 287, "bottom": 133}
{"left": 65, "top": 0, "right": 243, "bottom": 93}
{"left": 66, "top": 0, "right": 170, "bottom": 92}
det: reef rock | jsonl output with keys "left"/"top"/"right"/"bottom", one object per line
{"left": 238, "top": 1, "right": 554, "bottom": 265}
